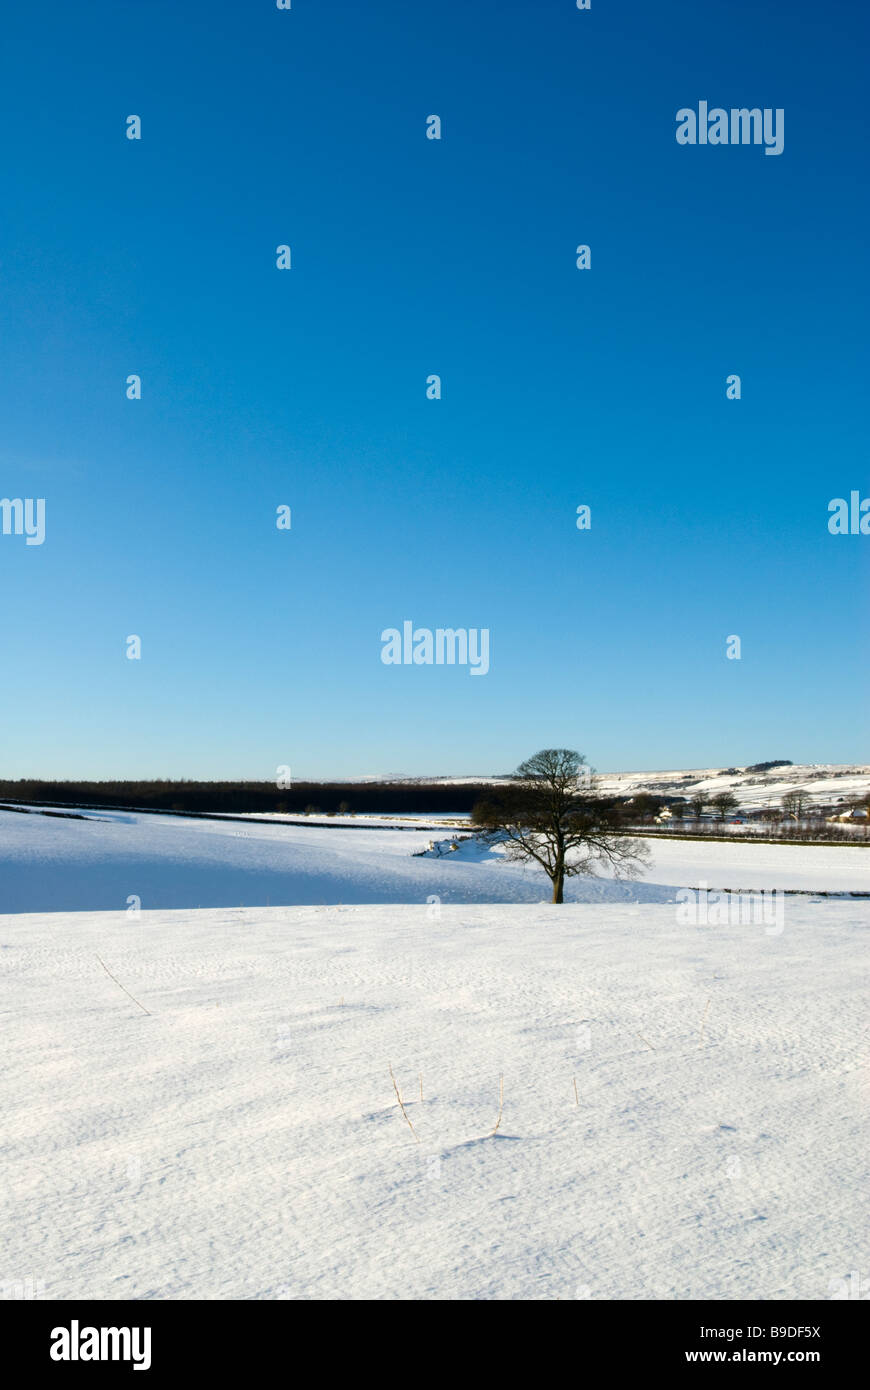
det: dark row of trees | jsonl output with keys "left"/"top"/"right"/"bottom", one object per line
{"left": 628, "top": 791, "right": 740, "bottom": 821}
{"left": 0, "top": 779, "right": 495, "bottom": 816}
{"left": 633, "top": 789, "right": 869, "bottom": 823}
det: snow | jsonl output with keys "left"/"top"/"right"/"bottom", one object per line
{"left": 2, "top": 803, "right": 867, "bottom": 1299}
{"left": 618, "top": 837, "right": 870, "bottom": 894}
{"left": 2, "top": 807, "right": 870, "bottom": 914}
{"left": 1, "top": 898, "right": 865, "bottom": 1300}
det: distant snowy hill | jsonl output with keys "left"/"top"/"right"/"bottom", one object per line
{"left": 593, "top": 764, "right": 870, "bottom": 810}
{"left": 333, "top": 765, "right": 870, "bottom": 810}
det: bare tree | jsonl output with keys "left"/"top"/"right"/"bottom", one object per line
{"left": 470, "top": 748, "right": 649, "bottom": 903}
{"left": 782, "top": 790, "right": 808, "bottom": 819}
{"left": 689, "top": 794, "right": 706, "bottom": 820}
{"left": 711, "top": 791, "right": 739, "bottom": 821}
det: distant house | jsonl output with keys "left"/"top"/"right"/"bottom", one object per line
{"left": 827, "top": 808, "right": 868, "bottom": 823}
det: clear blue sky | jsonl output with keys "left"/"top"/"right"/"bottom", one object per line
{"left": 0, "top": 0, "right": 867, "bottom": 780}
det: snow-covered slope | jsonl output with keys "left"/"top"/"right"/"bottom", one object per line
{"left": 0, "top": 900, "right": 865, "bottom": 1299}
{"left": 2, "top": 807, "right": 869, "bottom": 914}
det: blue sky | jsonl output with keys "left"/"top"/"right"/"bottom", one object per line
{"left": 0, "top": 0, "right": 866, "bottom": 780}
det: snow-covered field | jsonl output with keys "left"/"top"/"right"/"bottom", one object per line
{"left": 1, "top": 808, "right": 866, "bottom": 1300}
{"left": 1, "top": 899, "right": 866, "bottom": 1300}
{"left": 2, "top": 807, "right": 869, "bottom": 915}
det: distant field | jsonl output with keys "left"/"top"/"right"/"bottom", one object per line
{"left": 1, "top": 805, "right": 869, "bottom": 914}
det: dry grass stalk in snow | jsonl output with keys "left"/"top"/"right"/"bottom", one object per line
{"left": 95, "top": 954, "right": 151, "bottom": 1017}
{"left": 389, "top": 1063, "right": 420, "bottom": 1143}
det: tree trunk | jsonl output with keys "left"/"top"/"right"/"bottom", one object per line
{"left": 551, "top": 862, "right": 565, "bottom": 903}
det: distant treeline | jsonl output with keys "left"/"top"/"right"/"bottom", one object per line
{"left": 0, "top": 780, "right": 500, "bottom": 815}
